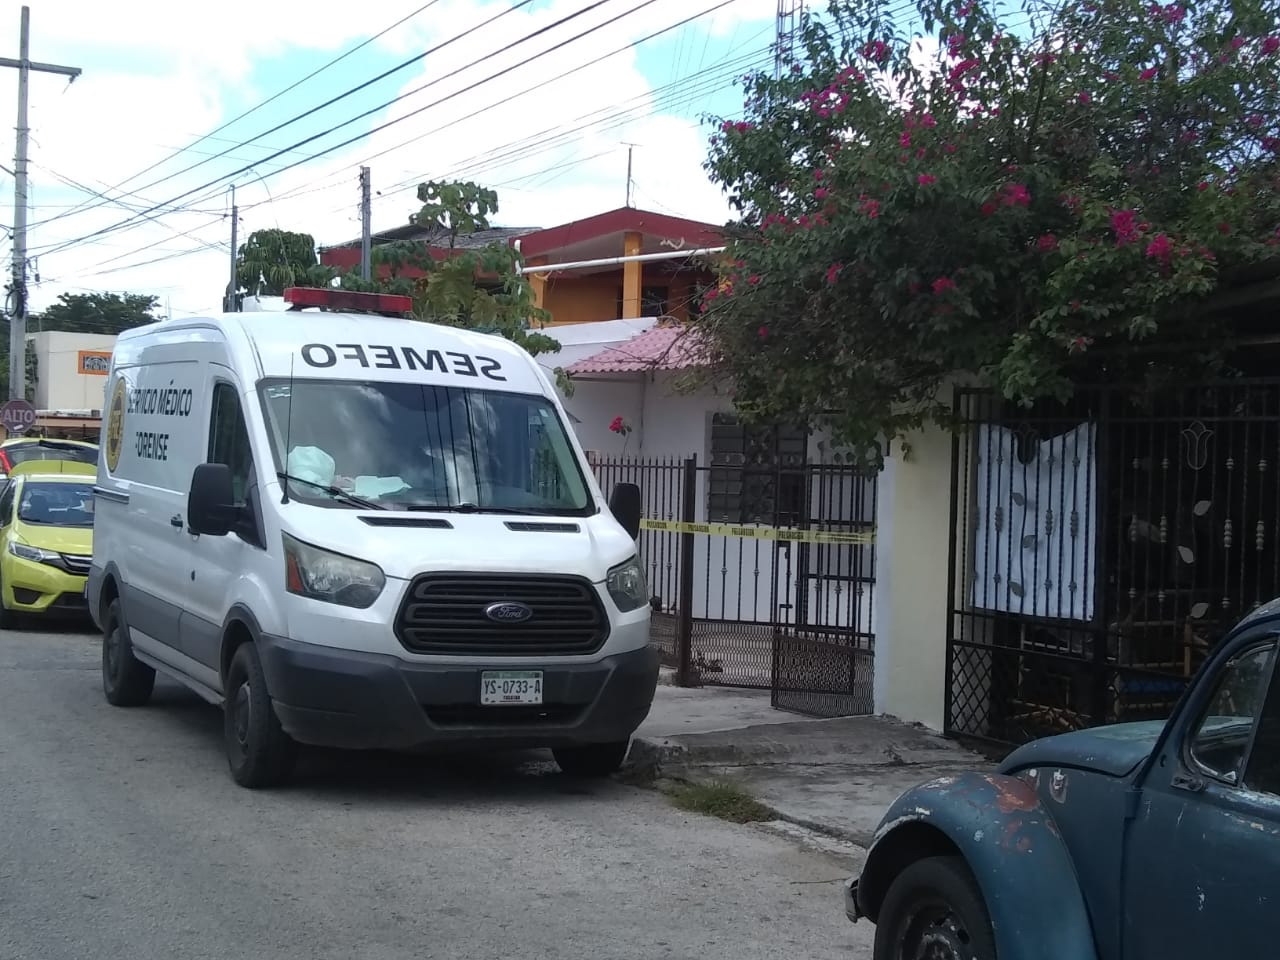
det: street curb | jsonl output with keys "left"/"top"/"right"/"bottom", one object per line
{"left": 622, "top": 741, "right": 872, "bottom": 848}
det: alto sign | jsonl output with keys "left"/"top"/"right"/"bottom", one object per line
{"left": 0, "top": 399, "right": 36, "bottom": 436}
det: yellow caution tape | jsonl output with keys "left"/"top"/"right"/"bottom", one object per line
{"left": 639, "top": 518, "right": 876, "bottom": 545}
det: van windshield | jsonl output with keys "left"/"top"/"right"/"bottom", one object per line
{"left": 257, "top": 379, "right": 593, "bottom": 515}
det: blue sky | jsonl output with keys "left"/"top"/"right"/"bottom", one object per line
{"left": 4, "top": 0, "right": 1040, "bottom": 316}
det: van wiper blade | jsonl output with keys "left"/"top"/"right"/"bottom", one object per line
{"left": 276, "top": 472, "right": 385, "bottom": 511}
{"left": 403, "top": 502, "right": 548, "bottom": 515}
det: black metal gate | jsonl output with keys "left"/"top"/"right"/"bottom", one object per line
{"left": 592, "top": 454, "right": 878, "bottom": 717}
{"left": 946, "top": 380, "right": 1280, "bottom": 747}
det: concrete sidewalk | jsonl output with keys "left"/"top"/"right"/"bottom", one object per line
{"left": 631, "top": 682, "right": 990, "bottom": 846}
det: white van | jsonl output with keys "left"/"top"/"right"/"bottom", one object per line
{"left": 88, "top": 287, "right": 656, "bottom": 788}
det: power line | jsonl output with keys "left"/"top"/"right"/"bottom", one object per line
{"left": 36, "top": 0, "right": 655, "bottom": 260}
{"left": 63, "top": 39, "right": 766, "bottom": 280}
{"left": 258, "top": 0, "right": 747, "bottom": 211}
{"left": 33, "top": 0, "right": 624, "bottom": 259}
{"left": 27, "top": 0, "right": 447, "bottom": 232}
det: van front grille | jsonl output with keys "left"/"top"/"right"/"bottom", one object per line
{"left": 395, "top": 574, "right": 608, "bottom": 656}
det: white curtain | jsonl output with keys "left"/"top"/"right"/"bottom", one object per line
{"left": 970, "top": 422, "right": 1097, "bottom": 622}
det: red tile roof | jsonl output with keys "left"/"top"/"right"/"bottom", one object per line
{"left": 564, "top": 324, "right": 707, "bottom": 375}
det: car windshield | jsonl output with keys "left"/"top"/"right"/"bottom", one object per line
{"left": 5, "top": 441, "right": 97, "bottom": 466}
{"left": 257, "top": 379, "right": 593, "bottom": 515}
{"left": 18, "top": 481, "right": 96, "bottom": 526}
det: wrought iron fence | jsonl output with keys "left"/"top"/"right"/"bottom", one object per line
{"left": 947, "top": 380, "right": 1280, "bottom": 746}
{"left": 592, "top": 454, "right": 878, "bottom": 715}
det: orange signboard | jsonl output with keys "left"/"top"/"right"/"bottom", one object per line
{"left": 77, "top": 350, "right": 112, "bottom": 375}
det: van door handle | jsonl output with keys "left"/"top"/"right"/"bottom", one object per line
{"left": 170, "top": 514, "right": 183, "bottom": 529}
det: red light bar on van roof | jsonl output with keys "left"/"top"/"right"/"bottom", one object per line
{"left": 282, "top": 286, "right": 414, "bottom": 315}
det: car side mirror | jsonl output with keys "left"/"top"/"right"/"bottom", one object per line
{"left": 188, "top": 463, "right": 236, "bottom": 537}
{"left": 608, "top": 482, "right": 642, "bottom": 541}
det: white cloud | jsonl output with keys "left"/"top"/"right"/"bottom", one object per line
{"left": 10, "top": 0, "right": 771, "bottom": 317}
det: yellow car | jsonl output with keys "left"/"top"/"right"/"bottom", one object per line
{"left": 0, "top": 467, "right": 96, "bottom": 625}
{"left": 0, "top": 437, "right": 98, "bottom": 479}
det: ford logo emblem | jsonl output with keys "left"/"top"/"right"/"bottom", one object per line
{"left": 484, "top": 601, "right": 534, "bottom": 624}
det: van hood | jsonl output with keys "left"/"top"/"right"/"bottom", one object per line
{"left": 279, "top": 508, "right": 635, "bottom": 581}
{"left": 998, "top": 720, "right": 1166, "bottom": 779}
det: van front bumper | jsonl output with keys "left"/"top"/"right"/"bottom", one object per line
{"left": 257, "top": 634, "right": 660, "bottom": 752}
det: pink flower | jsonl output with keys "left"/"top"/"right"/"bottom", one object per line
{"left": 932, "top": 276, "right": 956, "bottom": 294}
{"left": 863, "top": 40, "right": 889, "bottom": 63}
{"left": 1037, "top": 234, "right": 1059, "bottom": 252}
{"left": 918, "top": 173, "right": 937, "bottom": 186}
{"left": 1264, "top": 36, "right": 1280, "bottom": 55}
{"left": 1077, "top": 91, "right": 1092, "bottom": 104}
{"left": 1002, "top": 183, "right": 1031, "bottom": 207}
{"left": 946, "top": 34, "right": 966, "bottom": 57}
{"left": 1110, "top": 208, "right": 1141, "bottom": 245}
{"left": 747, "top": 274, "right": 761, "bottom": 286}
{"left": 826, "top": 263, "right": 843, "bottom": 285}
{"left": 1230, "top": 36, "right": 1245, "bottom": 49}
{"left": 609, "top": 416, "right": 627, "bottom": 434}
{"left": 899, "top": 131, "right": 912, "bottom": 148}
{"left": 1145, "top": 233, "right": 1173, "bottom": 260}
{"left": 921, "top": 113, "right": 937, "bottom": 128}
{"left": 1247, "top": 114, "right": 1264, "bottom": 128}
{"left": 957, "top": 1, "right": 974, "bottom": 14}
{"left": 757, "top": 325, "right": 769, "bottom": 339}
{"left": 948, "top": 58, "right": 981, "bottom": 82}
{"left": 1197, "top": 181, "right": 1209, "bottom": 191}
{"left": 814, "top": 187, "right": 830, "bottom": 200}
{"left": 814, "top": 168, "right": 825, "bottom": 180}
{"left": 1218, "top": 222, "right": 1232, "bottom": 234}
{"left": 1140, "top": 66, "right": 1158, "bottom": 80}
{"left": 980, "top": 201, "right": 997, "bottom": 217}
{"left": 860, "top": 197, "right": 881, "bottom": 218}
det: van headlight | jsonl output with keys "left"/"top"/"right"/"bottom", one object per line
{"left": 606, "top": 556, "right": 648, "bottom": 613}
{"left": 282, "top": 533, "right": 385, "bottom": 609}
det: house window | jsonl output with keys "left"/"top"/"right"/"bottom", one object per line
{"left": 707, "top": 412, "right": 807, "bottom": 524}
{"left": 616, "top": 285, "right": 671, "bottom": 318}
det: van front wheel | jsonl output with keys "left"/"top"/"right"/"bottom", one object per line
{"left": 102, "top": 598, "right": 154, "bottom": 706}
{"left": 553, "top": 740, "right": 630, "bottom": 777}
{"left": 224, "top": 643, "right": 297, "bottom": 789}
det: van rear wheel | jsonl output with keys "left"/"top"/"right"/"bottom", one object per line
{"left": 224, "top": 643, "right": 298, "bottom": 789}
{"left": 102, "top": 598, "right": 155, "bottom": 706}
{"left": 553, "top": 740, "right": 630, "bottom": 777}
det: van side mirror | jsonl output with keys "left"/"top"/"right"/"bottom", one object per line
{"left": 608, "top": 482, "right": 642, "bottom": 541}
{"left": 188, "top": 463, "right": 236, "bottom": 537}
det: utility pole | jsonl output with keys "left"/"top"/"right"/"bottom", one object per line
{"left": 622, "top": 143, "right": 638, "bottom": 208}
{"left": 359, "top": 166, "right": 372, "bottom": 281}
{"left": 227, "top": 184, "right": 238, "bottom": 312}
{"left": 2, "top": 6, "right": 81, "bottom": 400}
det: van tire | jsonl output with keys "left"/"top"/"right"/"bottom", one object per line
{"left": 102, "top": 598, "right": 155, "bottom": 706}
{"left": 553, "top": 740, "right": 630, "bottom": 777}
{"left": 224, "top": 642, "right": 297, "bottom": 789}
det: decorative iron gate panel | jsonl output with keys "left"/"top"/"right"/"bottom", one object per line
{"left": 946, "top": 381, "right": 1280, "bottom": 746}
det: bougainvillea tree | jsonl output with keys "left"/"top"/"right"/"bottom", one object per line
{"left": 697, "top": 0, "right": 1280, "bottom": 454}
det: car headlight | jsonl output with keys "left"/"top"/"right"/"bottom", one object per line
{"left": 282, "top": 533, "right": 385, "bottom": 609}
{"left": 9, "top": 541, "right": 58, "bottom": 564}
{"left": 606, "top": 555, "right": 648, "bottom": 613}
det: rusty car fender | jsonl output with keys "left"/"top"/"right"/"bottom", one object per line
{"left": 852, "top": 770, "right": 1099, "bottom": 960}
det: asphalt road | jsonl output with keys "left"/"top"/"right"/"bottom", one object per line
{"left": 0, "top": 624, "right": 874, "bottom": 960}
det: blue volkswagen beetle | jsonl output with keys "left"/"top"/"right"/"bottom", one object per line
{"left": 845, "top": 599, "right": 1280, "bottom": 959}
